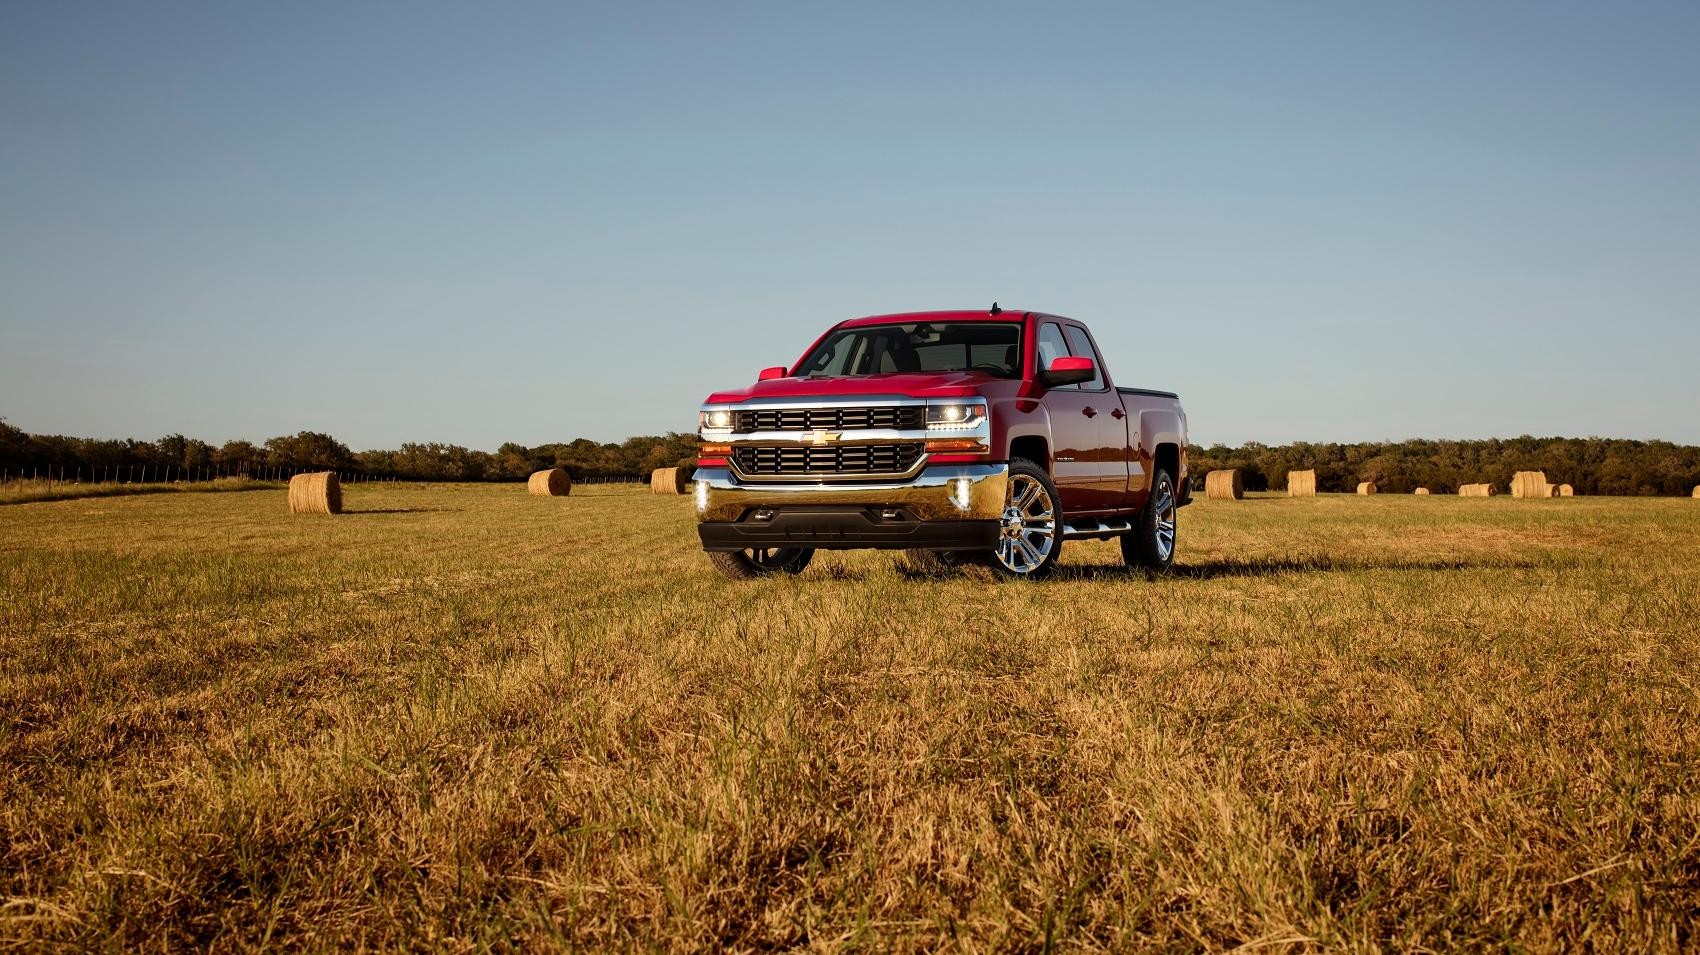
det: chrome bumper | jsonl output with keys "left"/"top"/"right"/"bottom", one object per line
{"left": 691, "top": 464, "right": 1009, "bottom": 523}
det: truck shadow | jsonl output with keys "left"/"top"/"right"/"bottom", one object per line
{"left": 1054, "top": 556, "right": 1539, "bottom": 581}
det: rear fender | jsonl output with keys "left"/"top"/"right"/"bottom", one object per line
{"left": 1136, "top": 409, "right": 1186, "bottom": 493}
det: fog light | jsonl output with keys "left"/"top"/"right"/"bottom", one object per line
{"left": 950, "top": 477, "right": 973, "bottom": 512}
{"left": 694, "top": 480, "right": 710, "bottom": 514}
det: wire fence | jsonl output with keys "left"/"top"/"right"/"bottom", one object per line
{"left": 0, "top": 464, "right": 648, "bottom": 491}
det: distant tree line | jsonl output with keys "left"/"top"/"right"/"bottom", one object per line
{"left": 0, "top": 419, "right": 698, "bottom": 483}
{"left": 6, "top": 419, "right": 1698, "bottom": 494}
{"left": 1190, "top": 436, "right": 1700, "bottom": 496}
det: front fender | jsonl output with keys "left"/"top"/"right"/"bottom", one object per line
{"left": 991, "top": 395, "right": 1053, "bottom": 465}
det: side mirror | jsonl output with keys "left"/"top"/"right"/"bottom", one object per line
{"left": 757, "top": 366, "right": 789, "bottom": 382}
{"left": 1040, "top": 356, "right": 1095, "bottom": 387}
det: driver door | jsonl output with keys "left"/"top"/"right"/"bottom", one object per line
{"left": 1037, "top": 322, "right": 1107, "bottom": 513}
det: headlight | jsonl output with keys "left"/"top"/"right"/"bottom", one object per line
{"left": 926, "top": 401, "right": 987, "bottom": 430}
{"left": 699, "top": 409, "right": 733, "bottom": 432}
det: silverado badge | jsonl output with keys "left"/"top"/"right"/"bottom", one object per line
{"left": 804, "top": 430, "right": 842, "bottom": 446}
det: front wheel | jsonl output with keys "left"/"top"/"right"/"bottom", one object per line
{"left": 707, "top": 547, "right": 815, "bottom": 580}
{"left": 980, "top": 459, "right": 1062, "bottom": 579}
{"left": 1122, "top": 467, "right": 1178, "bottom": 575}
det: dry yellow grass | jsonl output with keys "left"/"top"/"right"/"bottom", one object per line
{"left": 2, "top": 485, "right": 1697, "bottom": 949}
{"left": 1204, "top": 469, "right": 1243, "bottom": 500}
{"left": 1287, "top": 469, "right": 1316, "bottom": 497}
{"left": 286, "top": 471, "right": 341, "bottom": 514}
{"left": 527, "top": 468, "right": 571, "bottom": 496}
{"left": 1357, "top": 481, "right": 1378, "bottom": 495}
{"left": 0, "top": 477, "right": 277, "bottom": 506}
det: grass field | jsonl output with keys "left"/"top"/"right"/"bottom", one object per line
{"left": 0, "top": 477, "right": 283, "bottom": 507}
{"left": 2, "top": 484, "right": 1696, "bottom": 950}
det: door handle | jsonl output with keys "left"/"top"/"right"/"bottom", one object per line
{"left": 1082, "top": 406, "right": 1098, "bottom": 418}
{"left": 1111, "top": 408, "right": 1125, "bottom": 419}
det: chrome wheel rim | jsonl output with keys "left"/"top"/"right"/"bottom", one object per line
{"left": 994, "top": 474, "right": 1056, "bottom": 574}
{"left": 1152, "top": 474, "right": 1177, "bottom": 562}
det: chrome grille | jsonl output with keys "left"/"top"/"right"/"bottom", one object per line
{"left": 733, "top": 443, "right": 924, "bottom": 477}
{"left": 733, "top": 406, "right": 923, "bottom": 433}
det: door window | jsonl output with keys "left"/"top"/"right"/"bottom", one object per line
{"left": 1037, "top": 323, "right": 1071, "bottom": 385}
{"left": 1062, "top": 325, "right": 1106, "bottom": 390}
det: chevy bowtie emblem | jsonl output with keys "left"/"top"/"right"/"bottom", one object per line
{"left": 804, "top": 430, "right": 842, "bottom": 446}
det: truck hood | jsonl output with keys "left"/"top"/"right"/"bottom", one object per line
{"left": 705, "top": 371, "right": 994, "bottom": 405}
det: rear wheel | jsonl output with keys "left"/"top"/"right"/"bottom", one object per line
{"left": 981, "top": 459, "right": 1062, "bottom": 579}
{"left": 1122, "top": 467, "right": 1178, "bottom": 575}
{"left": 707, "top": 547, "right": 815, "bottom": 580}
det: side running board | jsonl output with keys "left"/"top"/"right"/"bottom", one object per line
{"left": 1061, "top": 519, "right": 1133, "bottom": 541}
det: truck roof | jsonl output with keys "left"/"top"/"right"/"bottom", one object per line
{"left": 835, "top": 309, "right": 1055, "bottom": 329}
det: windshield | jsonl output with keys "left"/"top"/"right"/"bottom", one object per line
{"left": 795, "top": 322, "right": 1024, "bottom": 379}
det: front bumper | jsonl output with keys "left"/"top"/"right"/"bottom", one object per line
{"left": 692, "top": 463, "right": 1009, "bottom": 551}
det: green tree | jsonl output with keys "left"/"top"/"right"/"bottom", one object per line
{"left": 263, "top": 432, "right": 354, "bottom": 471}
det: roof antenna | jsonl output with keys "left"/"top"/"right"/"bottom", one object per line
{"left": 989, "top": 301, "right": 1002, "bottom": 315}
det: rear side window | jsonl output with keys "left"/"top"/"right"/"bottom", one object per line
{"left": 1062, "top": 325, "right": 1106, "bottom": 390}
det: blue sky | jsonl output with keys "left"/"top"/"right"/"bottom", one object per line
{"left": 3, "top": 1, "right": 1697, "bottom": 448}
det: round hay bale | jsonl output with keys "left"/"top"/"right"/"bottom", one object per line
{"left": 1692, "top": 485, "right": 1699, "bottom": 498}
{"left": 1204, "top": 469, "right": 1243, "bottom": 501}
{"left": 650, "top": 467, "right": 690, "bottom": 495}
{"left": 287, "top": 471, "right": 342, "bottom": 514}
{"left": 527, "top": 468, "right": 571, "bottom": 496}
{"left": 1511, "top": 471, "right": 1552, "bottom": 499}
{"left": 1413, "top": 487, "right": 1430, "bottom": 495}
{"left": 1357, "top": 481, "right": 1378, "bottom": 495}
{"left": 1286, "top": 469, "right": 1317, "bottom": 497}
{"left": 1459, "top": 483, "right": 1497, "bottom": 497}
{"left": 1557, "top": 484, "right": 1574, "bottom": 497}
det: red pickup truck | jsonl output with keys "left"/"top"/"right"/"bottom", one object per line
{"left": 692, "top": 307, "right": 1189, "bottom": 579}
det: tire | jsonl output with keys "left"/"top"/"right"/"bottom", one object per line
{"left": 979, "top": 458, "right": 1063, "bottom": 579}
{"left": 896, "top": 548, "right": 962, "bottom": 577}
{"left": 1122, "top": 466, "right": 1178, "bottom": 575}
{"left": 707, "top": 547, "right": 815, "bottom": 580}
